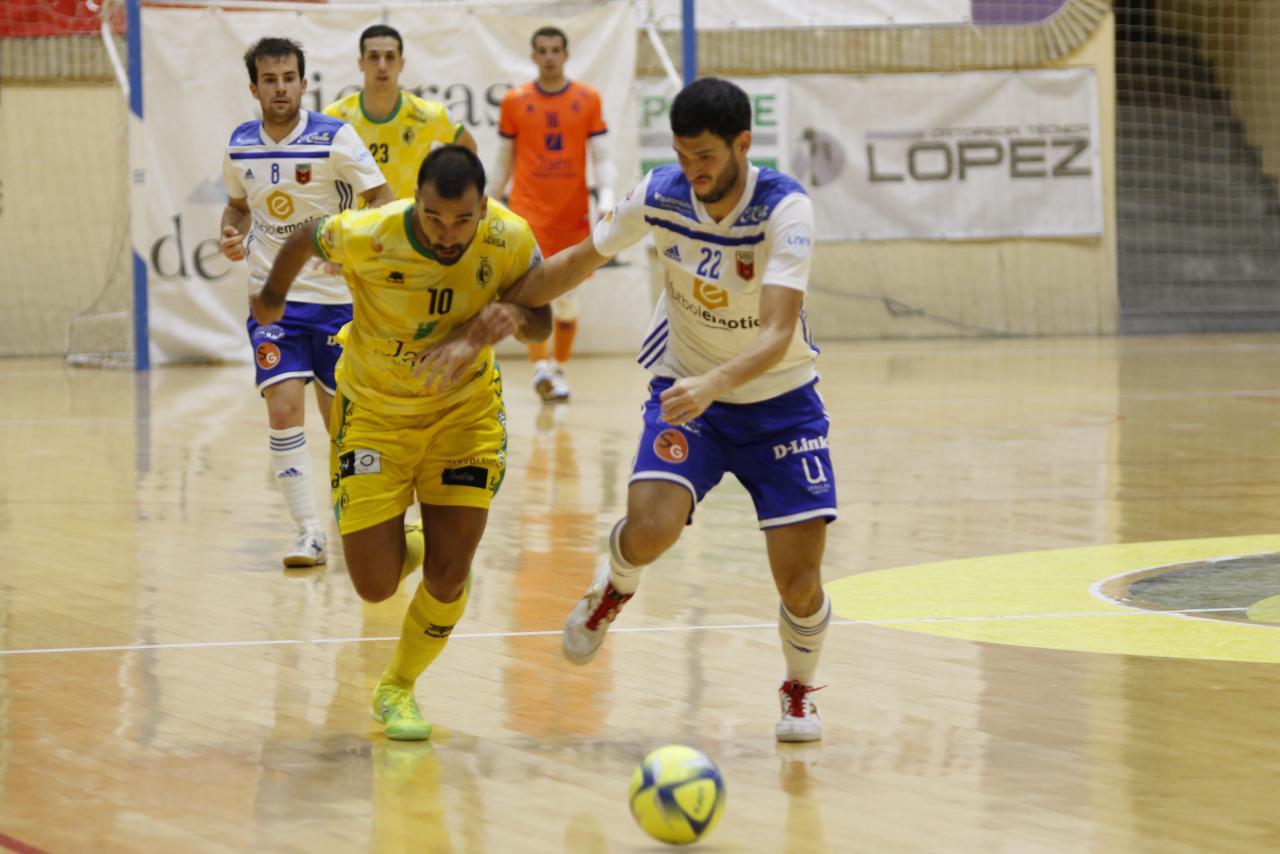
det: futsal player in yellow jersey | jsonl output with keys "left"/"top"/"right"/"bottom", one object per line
{"left": 324, "top": 24, "right": 477, "bottom": 200}
{"left": 254, "top": 146, "right": 550, "bottom": 740}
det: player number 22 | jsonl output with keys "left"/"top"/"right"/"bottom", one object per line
{"left": 697, "top": 248, "right": 722, "bottom": 279}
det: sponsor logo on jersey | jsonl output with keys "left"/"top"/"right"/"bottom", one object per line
{"left": 736, "top": 250, "right": 755, "bottom": 281}
{"left": 295, "top": 164, "right": 312, "bottom": 185}
{"left": 693, "top": 279, "right": 729, "bottom": 310}
{"left": 663, "top": 244, "right": 682, "bottom": 263}
{"left": 653, "top": 428, "right": 689, "bottom": 464}
{"left": 338, "top": 449, "right": 382, "bottom": 477}
{"left": 490, "top": 219, "right": 505, "bottom": 235}
{"left": 294, "top": 130, "right": 332, "bottom": 145}
{"left": 265, "top": 190, "right": 294, "bottom": 221}
{"left": 653, "top": 191, "right": 694, "bottom": 215}
{"left": 255, "top": 341, "right": 281, "bottom": 370}
{"left": 482, "top": 235, "right": 506, "bottom": 248}
{"left": 387, "top": 271, "right": 405, "bottom": 283}
{"left": 671, "top": 289, "right": 761, "bottom": 330}
{"left": 244, "top": 168, "right": 256, "bottom": 180}
{"left": 783, "top": 227, "right": 814, "bottom": 257}
{"left": 254, "top": 324, "right": 285, "bottom": 341}
{"left": 735, "top": 203, "right": 770, "bottom": 225}
{"left": 414, "top": 320, "right": 437, "bottom": 340}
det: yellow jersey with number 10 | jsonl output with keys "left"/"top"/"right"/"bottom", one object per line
{"left": 313, "top": 198, "right": 540, "bottom": 416}
{"left": 323, "top": 90, "right": 466, "bottom": 200}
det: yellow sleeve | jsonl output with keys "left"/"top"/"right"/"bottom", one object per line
{"left": 314, "top": 207, "right": 377, "bottom": 265}
{"left": 322, "top": 100, "right": 342, "bottom": 120}
{"left": 420, "top": 99, "right": 464, "bottom": 146}
{"left": 498, "top": 221, "right": 541, "bottom": 297}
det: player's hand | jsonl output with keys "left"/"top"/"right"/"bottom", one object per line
{"left": 413, "top": 304, "right": 521, "bottom": 392}
{"left": 659, "top": 375, "right": 722, "bottom": 425}
{"left": 249, "top": 288, "right": 285, "bottom": 325}
{"left": 220, "top": 226, "right": 246, "bottom": 262}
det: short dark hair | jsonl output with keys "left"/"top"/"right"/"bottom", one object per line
{"left": 359, "top": 24, "right": 403, "bottom": 56}
{"left": 670, "top": 77, "right": 752, "bottom": 146}
{"left": 417, "top": 145, "right": 487, "bottom": 198}
{"left": 243, "top": 37, "right": 305, "bottom": 85}
{"left": 531, "top": 25, "right": 568, "bottom": 51}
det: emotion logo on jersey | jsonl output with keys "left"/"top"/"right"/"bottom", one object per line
{"left": 693, "top": 279, "right": 729, "bottom": 311}
{"left": 256, "top": 342, "right": 281, "bottom": 370}
{"left": 295, "top": 164, "right": 312, "bottom": 185}
{"left": 654, "top": 429, "right": 689, "bottom": 464}
{"left": 735, "top": 250, "right": 755, "bottom": 281}
{"left": 266, "top": 190, "right": 294, "bottom": 221}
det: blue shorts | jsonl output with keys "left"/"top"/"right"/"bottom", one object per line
{"left": 631, "top": 378, "right": 838, "bottom": 529}
{"left": 245, "top": 301, "right": 351, "bottom": 394}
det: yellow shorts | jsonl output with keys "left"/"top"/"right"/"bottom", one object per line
{"left": 328, "top": 370, "right": 507, "bottom": 535}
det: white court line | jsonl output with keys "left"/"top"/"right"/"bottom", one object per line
{"left": 0, "top": 606, "right": 1253, "bottom": 658}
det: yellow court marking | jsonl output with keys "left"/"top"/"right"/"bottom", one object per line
{"left": 827, "top": 535, "right": 1280, "bottom": 663}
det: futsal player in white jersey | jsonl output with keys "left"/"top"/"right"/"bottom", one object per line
{"left": 219, "top": 37, "right": 392, "bottom": 567}
{"left": 420, "top": 77, "right": 834, "bottom": 741}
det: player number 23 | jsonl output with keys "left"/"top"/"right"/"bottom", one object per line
{"left": 697, "top": 248, "right": 722, "bottom": 279}
{"left": 369, "top": 143, "right": 390, "bottom": 164}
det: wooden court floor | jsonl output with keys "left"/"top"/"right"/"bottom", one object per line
{"left": 3, "top": 334, "right": 1280, "bottom": 852}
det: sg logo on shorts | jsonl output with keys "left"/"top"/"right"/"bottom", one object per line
{"left": 653, "top": 429, "right": 689, "bottom": 464}
{"left": 256, "top": 341, "right": 281, "bottom": 370}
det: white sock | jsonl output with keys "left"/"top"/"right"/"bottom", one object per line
{"left": 606, "top": 518, "right": 644, "bottom": 594}
{"left": 269, "top": 427, "right": 320, "bottom": 531}
{"left": 779, "top": 592, "right": 831, "bottom": 686}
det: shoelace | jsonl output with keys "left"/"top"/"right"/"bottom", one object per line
{"left": 584, "top": 583, "right": 633, "bottom": 630}
{"left": 781, "top": 680, "right": 825, "bottom": 718}
{"left": 380, "top": 690, "right": 418, "bottom": 720}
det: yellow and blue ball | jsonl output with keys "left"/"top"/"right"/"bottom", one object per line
{"left": 628, "top": 745, "right": 726, "bottom": 845}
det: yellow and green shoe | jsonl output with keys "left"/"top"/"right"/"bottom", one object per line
{"left": 371, "top": 683, "right": 432, "bottom": 741}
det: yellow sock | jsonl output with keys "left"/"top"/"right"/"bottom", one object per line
{"left": 381, "top": 579, "right": 469, "bottom": 689}
{"left": 399, "top": 526, "right": 425, "bottom": 586}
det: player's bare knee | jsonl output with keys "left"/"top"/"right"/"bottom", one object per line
{"left": 350, "top": 571, "right": 398, "bottom": 603}
{"left": 266, "top": 399, "right": 303, "bottom": 429}
{"left": 619, "top": 515, "right": 681, "bottom": 564}
{"left": 423, "top": 559, "right": 470, "bottom": 603}
{"left": 777, "top": 570, "right": 824, "bottom": 616}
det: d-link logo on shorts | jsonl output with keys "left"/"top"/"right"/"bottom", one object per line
{"left": 266, "top": 190, "right": 295, "bottom": 221}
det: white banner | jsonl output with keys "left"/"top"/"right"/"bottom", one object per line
{"left": 137, "top": 2, "right": 638, "bottom": 365}
{"left": 649, "top": 0, "right": 970, "bottom": 29}
{"left": 788, "top": 69, "right": 1103, "bottom": 241}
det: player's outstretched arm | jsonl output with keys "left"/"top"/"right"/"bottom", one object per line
{"left": 659, "top": 285, "right": 804, "bottom": 425}
{"left": 502, "top": 235, "right": 611, "bottom": 309}
{"left": 252, "top": 224, "right": 319, "bottom": 325}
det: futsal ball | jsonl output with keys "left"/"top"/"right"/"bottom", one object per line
{"left": 628, "top": 745, "right": 726, "bottom": 845}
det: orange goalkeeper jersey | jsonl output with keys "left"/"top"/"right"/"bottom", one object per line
{"left": 497, "top": 79, "right": 607, "bottom": 234}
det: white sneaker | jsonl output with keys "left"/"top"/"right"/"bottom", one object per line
{"left": 283, "top": 527, "right": 327, "bottom": 568}
{"left": 562, "top": 563, "right": 633, "bottom": 664}
{"left": 533, "top": 360, "right": 571, "bottom": 403}
{"left": 776, "top": 680, "right": 823, "bottom": 743}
